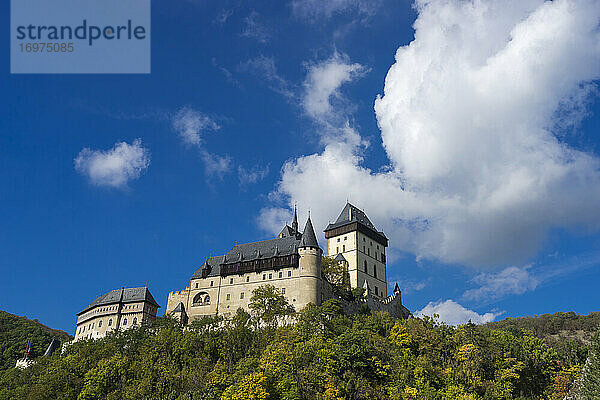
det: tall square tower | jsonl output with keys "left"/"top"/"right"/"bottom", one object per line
{"left": 324, "top": 203, "right": 389, "bottom": 298}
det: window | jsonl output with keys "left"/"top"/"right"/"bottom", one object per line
{"left": 99, "top": 320, "right": 103, "bottom": 327}
{"left": 364, "top": 260, "right": 368, "bottom": 273}
{"left": 288, "top": 271, "right": 292, "bottom": 277}
{"left": 370, "top": 241, "right": 373, "bottom": 246}
{"left": 108, "top": 319, "right": 113, "bottom": 326}
{"left": 230, "top": 278, "right": 234, "bottom": 284}
{"left": 363, "top": 246, "right": 365, "bottom": 252}
{"left": 377, "top": 245, "right": 379, "bottom": 250}
{"left": 374, "top": 265, "right": 377, "bottom": 279}
{"left": 375, "top": 286, "right": 379, "bottom": 296}
{"left": 246, "top": 276, "right": 250, "bottom": 282}
{"left": 342, "top": 245, "right": 345, "bottom": 252}
{"left": 195, "top": 283, "right": 198, "bottom": 288}
{"left": 263, "top": 274, "right": 266, "bottom": 280}
{"left": 240, "top": 293, "right": 244, "bottom": 299}
{"left": 123, "top": 318, "right": 127, "bottom": 326}
{"left": 204, "top": 295, "right": 210, "bottom": 305}
{"left": 269, "top": 273, "right": 272, "bottom": 279}
{"left": 337, "top": 238, "right": 340, "bottom": 242}
{"left": 363, "top": 237, "right": 366, "bottom": 242}
{"left": 226, "top": 294, "right": 230, "bottom": 301}
{"left": 375, "top": 252, "right": 378, "bottom": 259}
{"left": 133, "top": 317, "right": 138, "bottom": 325}
{"left": 279, "top": 272, "right": 282, "bottom": 278}
{"left": 193, "top": 292, "right": 210, "bottom": 306}
{"left": 210, "top": 281, "right": 214, "bottom": 287}
{"left": 282, "top": 288, "right": 286, "bottom": 294}
{"left": 367, "top": 248, "right": 370, "bottom": 256}
{"left": 336, "top": 246, "right": 339, "bottom": 253}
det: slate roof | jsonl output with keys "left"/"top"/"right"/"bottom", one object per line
{"left": 78, "top": 287, "right": 159, "bottom": 315}
{"left": 300, "top": 216, "right": 319, "bottom": 249}
{"left": 172, "top": 302, "right": 185, "bottom": 313}
{"left": 334, "top": 253, "right": 347, "bottom": 262}
{"left": 278, "top": 225, "right": 297, "bottom": 238}
{"left": 324, "top": 203, "right": 387, "bottom": 240}
{"left": 192, "top": 216, "right": 322, "bottom": 279}
{"left": 192, "top": 236, "right": 305, "bottom": 279}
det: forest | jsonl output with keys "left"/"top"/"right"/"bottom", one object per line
{"left": 0, "top": 284, "right": 599, "bottom": 400}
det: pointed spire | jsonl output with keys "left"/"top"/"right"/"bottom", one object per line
{"left": 300, "top": 214, "right": 320, "bottom": 249}
{"left": 291, "top": 204, "right": 298, "bottom": 233}
{"left": 394, "top": 283, "right": 400, "bottom": 293}
{"left": 363, "top": 280, "right": 370, "bottom": 293}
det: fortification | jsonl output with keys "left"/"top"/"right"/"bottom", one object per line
{"left": 167, "top": 204, "right": 410, "bottom": 322}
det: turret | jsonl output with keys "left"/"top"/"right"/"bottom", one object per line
{"left": 298, "top": 214, "right": 322, "bottom": 305}
{"left": 291, "top": 205, "right": 299, "bottom": 235}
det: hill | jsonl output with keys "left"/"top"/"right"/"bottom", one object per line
{"left": 0, "top": 297, "right": 597, "bottom": 399}
{"left": 0, "top": 310, "right": 73, "bottom": 370}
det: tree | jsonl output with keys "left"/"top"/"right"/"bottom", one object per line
{"left": 581, "top": 328, "right": 600, "bottom": 399}
{"left": 248, "top": 285, "right": 295, "bottom": 328}
{"left": 321, "top": 257, "right": 350, "bottom": 292}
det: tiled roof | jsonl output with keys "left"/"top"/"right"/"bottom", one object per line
{"left": 78, "top": 287, "right": 159, "bottom": 315}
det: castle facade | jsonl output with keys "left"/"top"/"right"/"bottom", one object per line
{"left": 74, "top": 287, "right": 159, "bottom": 341}
{"left": 166, "top": 203, "right": 410, "bottom": 322}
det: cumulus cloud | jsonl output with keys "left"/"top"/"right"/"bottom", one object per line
{"left": 74, "top": 139, "right": 150, "bottom": 188}
{"left": 416, "top": 300, "right": 502, "bottom": 325}
{"left": 302, "top": 52, "right": 368, "bottom": 127}
{"left": 463, "top": 266, "right": 539, "bottom": 302}
{"left": 263, "top": 0, "right": 600, "bottom": 268}
{"left": 172, "top": 107, "right": 219, "bottom": 146}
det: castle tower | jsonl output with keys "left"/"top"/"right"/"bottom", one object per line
{"left": 298, "top": 214, "right": 322, "bottom": 306}
{"left": 324, "top": 203, "right": 388, "bottom": 298}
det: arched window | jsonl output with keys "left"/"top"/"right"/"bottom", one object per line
{"left": 133, "top": 317, "right": 138, "bottom": 325}
{"left": 98, "top": 320, "right": 103, "bottom": 327}
{"left": 364, "top": 260, "right": 368, "bottom": 273}
{"left": 123, "top": 318, "right": 127, "bottom": 326}
{"left": 204, "top": 295, "right": 210, "bottom": 305}
{"left": 193, "top": 292, "right": 209, "bottom": 306}
{"left": 108, "top": 319, "right": 112, "bottom": 326}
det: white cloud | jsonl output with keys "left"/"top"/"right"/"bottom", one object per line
{"left": 416, "top": 300, "right": 502, "bottom": 325}
{"left": 238, "top": 164, "right": 270, "bottom": 186}
{"left": 200, "top": 150, "right": 232, "bottom": 180}
{"left": 74, "top": 139, "right": 150, "bottom": 188}
{"left": 241, "top": 11, "right": 270, "bottom": 43}
{"left": 291, "top": 0, "right": 382, "bottom": 22}
{"left": 171, "top": 106, "right": 232, "bottom": 179}
{"left": 463, "top": 266, "right": 539, "bottom": 302}
{"left": 263, "top": 0, "right": 600, "bottom": 268}
{"left": 172, "top": 106, "right": 219, "bottom": 146}
{"left": 302, "top": 52, "right": 368, "bottom": 126}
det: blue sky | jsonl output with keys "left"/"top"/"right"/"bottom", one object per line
{"left": 2, "top": 0, "right": 600, "bottom": 333}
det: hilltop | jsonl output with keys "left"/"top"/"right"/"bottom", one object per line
{"left": 0, "top": 310, "right": 72, "bottom": 370}
{"left": 0, "top": 298, "right": 597, "bottom": 400}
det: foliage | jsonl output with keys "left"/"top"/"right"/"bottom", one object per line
{"left": 248, "top": 285, "right": 295, "bottom": 328}
{"left": 0, "top": 306, "right": 596, "bottom": 400}
{"left": 0, "top": 310, "right": 73, "bottom": 370}
{"left": 581, "top": 328, "right": 600, "bottom": 399}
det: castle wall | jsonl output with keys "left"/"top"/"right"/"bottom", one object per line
{"left": 167, "top": 250, "right": 324, "bottom": 321}
{"left": 74, "top": 301, "right": 157, "bottom": 341}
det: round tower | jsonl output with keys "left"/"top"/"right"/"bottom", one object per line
{"left": 297, "top": 214, "right": 322, "bottom": 306}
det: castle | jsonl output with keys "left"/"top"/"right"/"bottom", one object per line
{"left": 74, "top": 287, "right": 160, "bottom": 341}
{"left": 166, "top": 203, "right": 410, "bottom": 322}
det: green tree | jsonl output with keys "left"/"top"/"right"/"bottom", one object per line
{"left": 582, "top": 328, "right": 600, "bottom": 399}
{"left": 248, "top": 284, "right": 295, "bottom": 328}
